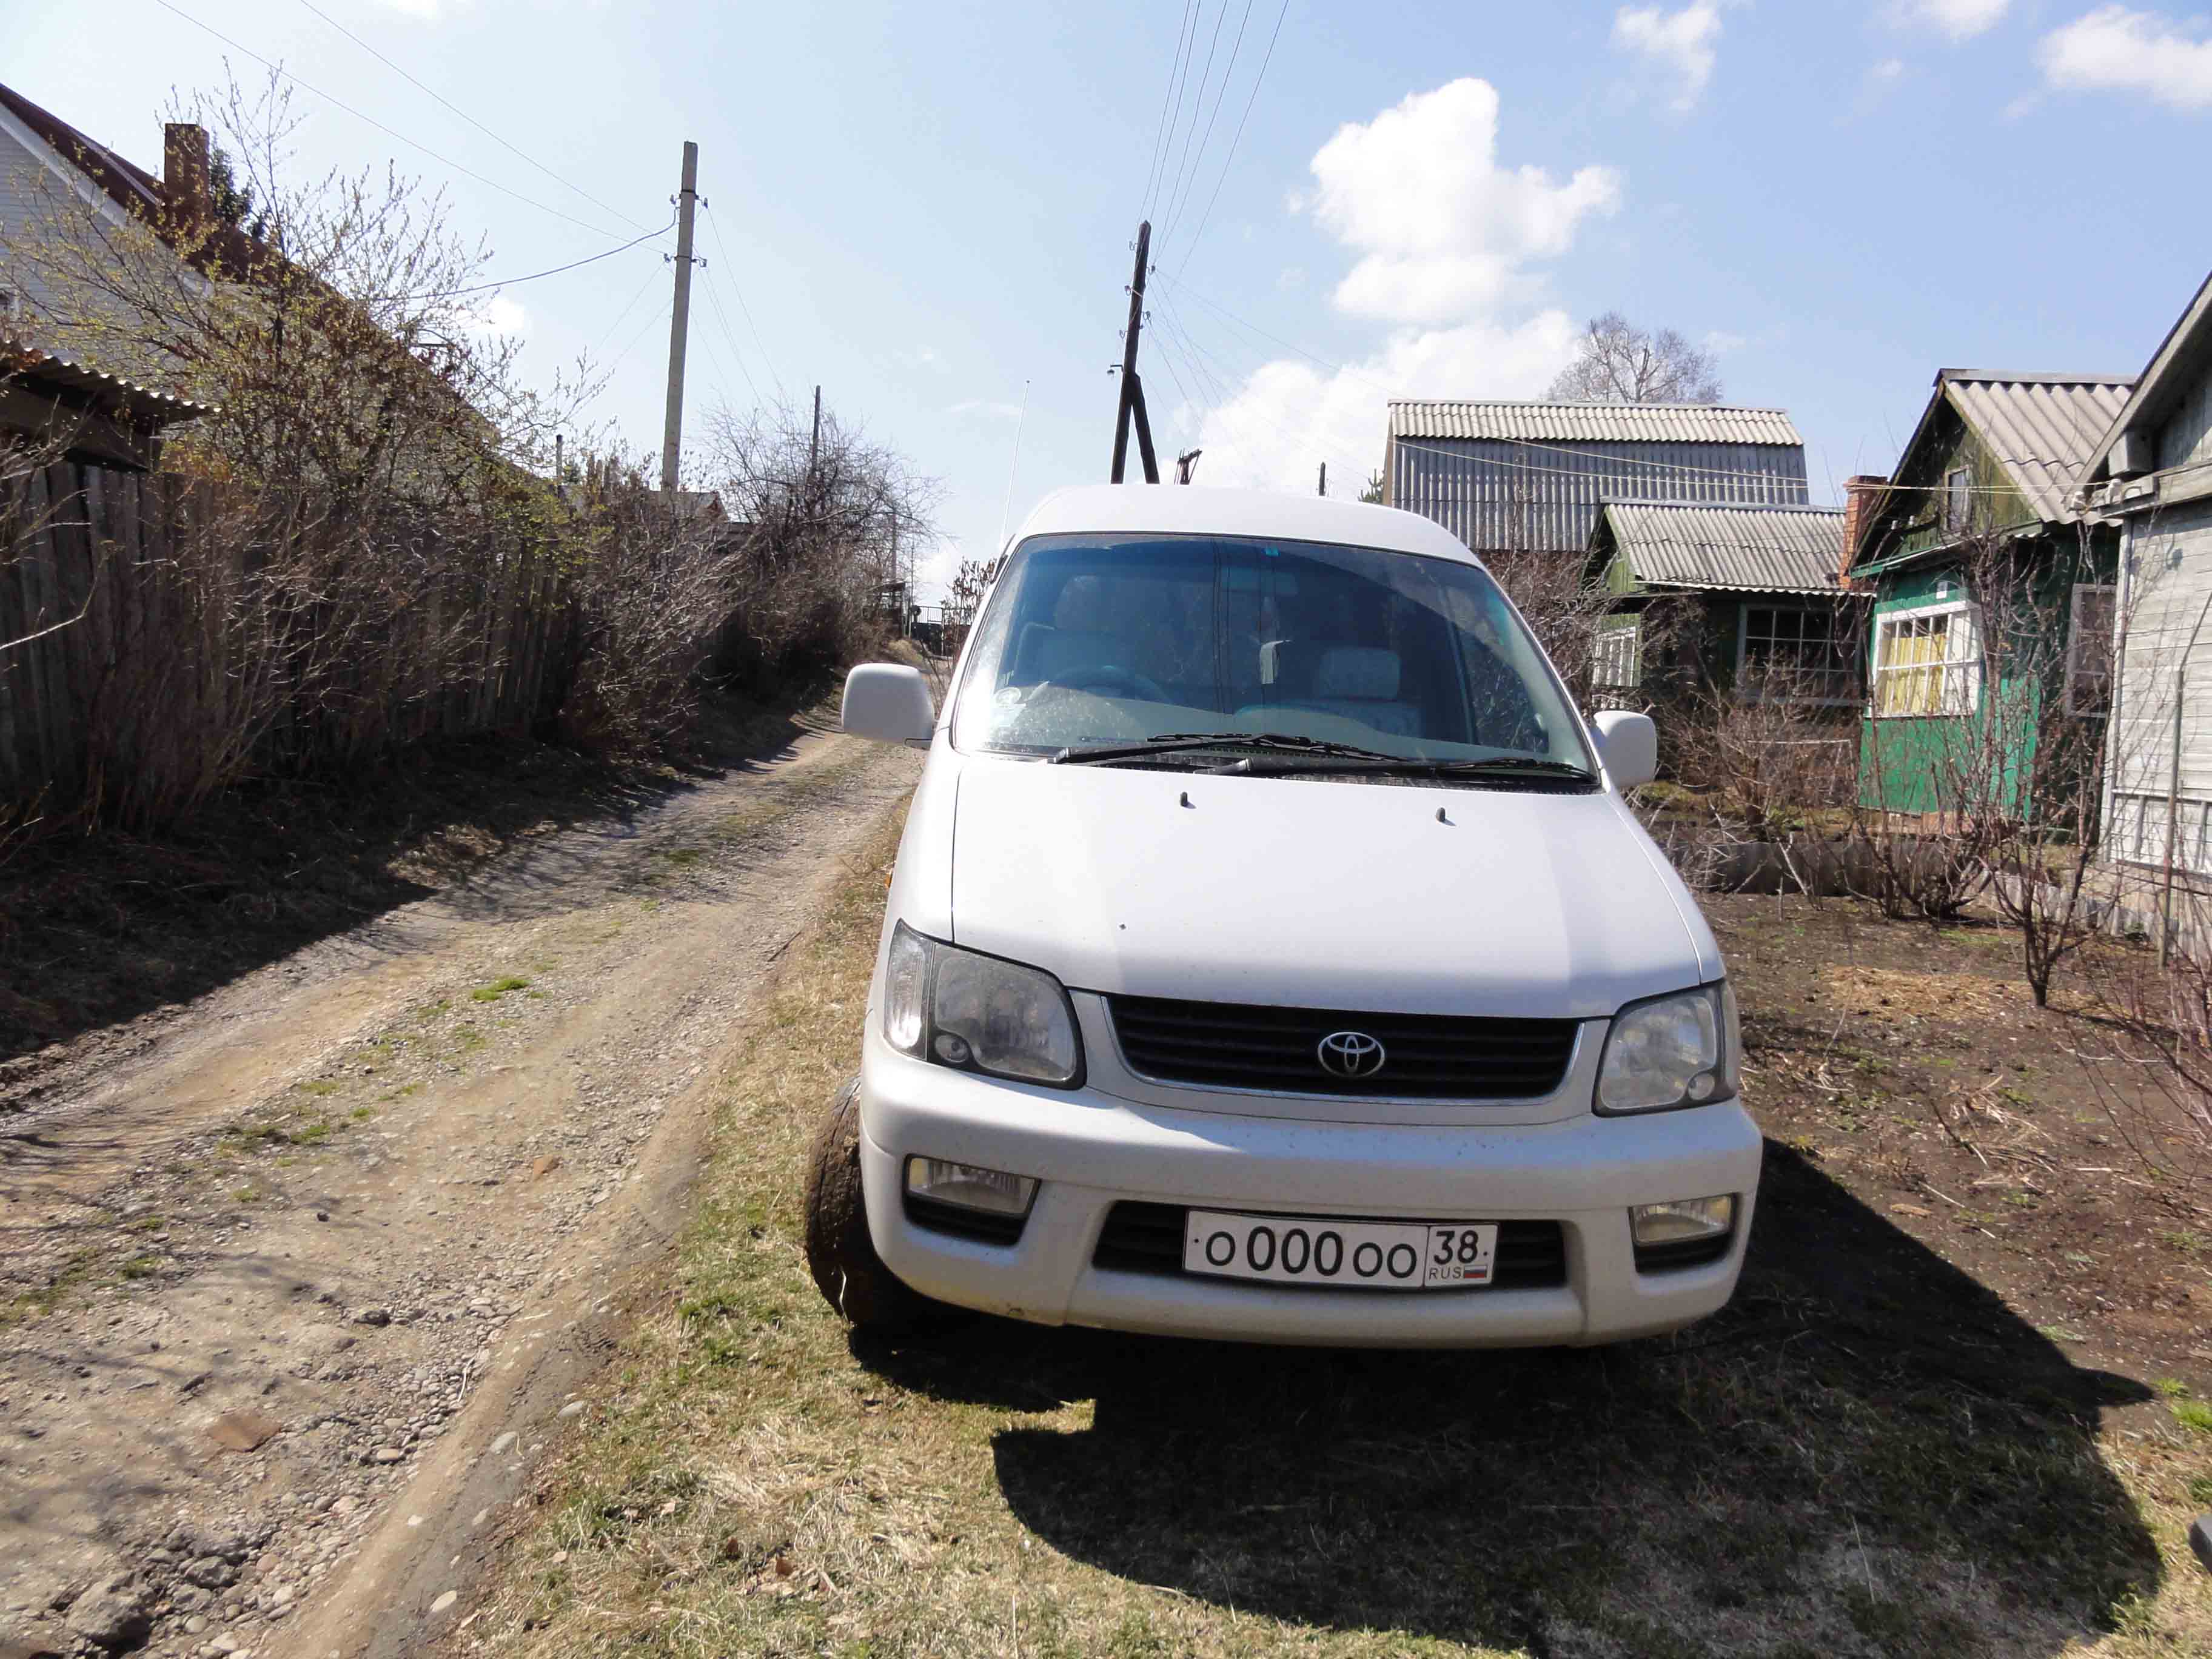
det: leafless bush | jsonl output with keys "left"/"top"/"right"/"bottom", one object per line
{"left": 701, "top": 398, "right": 936, "bottom": 690}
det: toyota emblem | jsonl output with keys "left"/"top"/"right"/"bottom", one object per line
{"left": 1316, "top": 1030, "right": 1386, "bottom": 1079}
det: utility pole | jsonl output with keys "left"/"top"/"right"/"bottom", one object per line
{"left": 1176, "top": 448, "right": 1201, "bottom": 484}
{"left": 659, "top": 140, "right": 699, "bottom": 494}
{"left": 1109, "top": 221, "right": 1159, "bottom": 484}
{"left": 809, "top": 384, "right": 822, "bottom": 489}
{"left": 1318, "top": 461, "right": 1327, "bottom": 497}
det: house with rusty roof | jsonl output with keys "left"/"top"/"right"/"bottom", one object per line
{"left": 0, "top": 81, "right": 263, "bottom": 367}
{"left": 1584, "top": 499, "right": 1861, "bottom": 708}
{"left": 1382, "top": 400, "right": 1812, "bottom": 560}
{"left": 1843, "top": 369, "right": 2136, "bottom": 815}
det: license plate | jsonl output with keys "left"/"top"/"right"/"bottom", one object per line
{"left": 1182, "top": 1210, "right": 1498, "bottom": 1290}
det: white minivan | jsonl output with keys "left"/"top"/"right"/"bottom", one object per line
{"left": 805, "top": 484, "right": 1760, "bottom": 1347}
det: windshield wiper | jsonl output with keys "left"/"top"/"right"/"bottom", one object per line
{"left": 1048, "top": 732, "right": 1406, "bottom": 766}
{"left": 1290, "top": 754, "right": 1600, "bottom": 783}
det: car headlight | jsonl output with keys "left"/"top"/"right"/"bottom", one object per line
{"left": 882, "top": 922, "right": 1083, "bottom": 1087}
{"left": 1597, "top": 983, "right": 1737, "bottom": 1114}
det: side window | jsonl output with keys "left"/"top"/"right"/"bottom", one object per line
{"left": 1945, "top": 468, "right": 1971, "bottom": 534}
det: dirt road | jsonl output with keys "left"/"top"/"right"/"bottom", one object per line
{"left": 0, "top": 716, "right": 922, "bottom": 1659}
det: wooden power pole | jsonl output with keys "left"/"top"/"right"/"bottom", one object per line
{"left": 659, "top": 140, "right": 699, "bottom": 493}
{"left": 1109, "top": 221, "right": 1159, "bottom": 484}
{"left": 1318, "top": 461, "right": 1327, "bottom": 497}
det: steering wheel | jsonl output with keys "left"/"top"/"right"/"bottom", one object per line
{"left": 1054, "top": 664, "right": 1170, "bottom": 703}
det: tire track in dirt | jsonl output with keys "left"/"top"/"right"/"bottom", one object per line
{"left": 0, "top": 720, "right": 922, "bottom": 1659}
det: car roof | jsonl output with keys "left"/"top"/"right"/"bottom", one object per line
{"left": 1007, "top": 484, "right": 1481, "bottom": 566}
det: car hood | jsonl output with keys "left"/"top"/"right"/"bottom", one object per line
{"left": 948, "top": 758, "right": 1715, "bottom": 1019}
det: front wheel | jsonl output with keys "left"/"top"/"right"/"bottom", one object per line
{"left": 802, "top": 1076, "right": 947, "bottom": 1334}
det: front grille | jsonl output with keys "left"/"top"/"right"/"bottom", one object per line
{"left": 1633, "top": 1232, "right": 1732, "bottom": 1273}
{"left": 903, "top": 1191, "right": 1027, "bottom": 1247}
{"left": 1093, "top": 1202, "right": 1568, "bottom": 1290}
{"left": 1107, "top": 995, "right": 1578, "bottom": 1100}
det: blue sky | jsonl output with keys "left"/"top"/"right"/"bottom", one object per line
{"left": 10, "top": 0, "right": 2212, "bottom": 600}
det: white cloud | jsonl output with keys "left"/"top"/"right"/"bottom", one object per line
{"left": 466, "top": 294, "right": 529, "bottom": 338}
{"left": 1164, "top": 79, "right": 1619, "bottom": 496}
{"left": 1305, "top": 78, "right": 1620, "bottom": 326}
{"left": 898, "top": 345, "right": 943, "bottom": 371}
{"left": 1276, "top": 267, "right": 1307, "bottom": 291}
{"left": 1888, "top": 0, "right": 2010, "bottom": 38}
{"left": 1611, "top": 2, "right": 1726, "bottom": 113}
{"left": 948, "top": 399, "right": 1024, "bottom": 419}
{"left": 2040, "top": 6, "right": 2212, "bottom": 109}
{"left": 1179, "top": 315, "right": 1580, "bottom": 495}
{"left": 1871, "top": 57, "right": 1906, "bottom": 81}
{"left": 1702, "top": 329, "right": 1748, "bottom": 354}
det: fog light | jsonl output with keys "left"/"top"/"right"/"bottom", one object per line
{"left": 933, "top": 1032, "right": 973, "bottom": 1065}
{"left": 1631, "top": 1195, "right": 1735, "bottom": 1247}
{"left": 903, "top": 1156, "right": 1037, "bottom": 1218}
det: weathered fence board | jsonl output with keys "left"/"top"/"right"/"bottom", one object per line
{"left": 1, "top": 461, "right": 580, "bottom": 826}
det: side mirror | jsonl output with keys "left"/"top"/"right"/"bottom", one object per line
{"left": 1590, "top": 710, "right": 1657, "bottom": 790}
{"left": 842, "top": 663, "right": 936, "bottom": 746}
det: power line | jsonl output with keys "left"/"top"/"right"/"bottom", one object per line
{"left": 701, "top": 200, "right": 784, "bottom": 395}
{"left": 604, "top": 292, "right": 671, "bottom": 377}
{"left": 697, "top": 266, "right": 763, "bottom": 405}
{"left": 1156, "top": 1, "right": 1231, "bottom": 247}
{"left": 1159, "top": 0, "right": 1256, "bottom": 250}
{"left": 1170, "top": 0, "right": 1290, "bottom": 273}
{"left": 1143, "top": 0, "right": 1200, "bottom": 222}
{"left": 590, "top": 264, "right": 663, "bottom": 357}
{"left": 1149, "top": 4, "right": 1210, "bottom": 224}
{"left": 1150, "top": 1, "right": 1203, "bottom": 222}
{"left": 151, "top": 0, "right": 626, "bottom": 238}
{"left": 398, "top": 216, "right": 672, "bottom": 302}
{"left": 293, "top": 0, "right": 650, "bottom": 233}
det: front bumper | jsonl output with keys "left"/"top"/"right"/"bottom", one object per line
{"left": 857, "top": 1033, "right": 1762, "bottom": 1349}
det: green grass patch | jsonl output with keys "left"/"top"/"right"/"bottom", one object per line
{"left": 471, "top": 976, "right": 532, "bottom": 1003}
{"left": 2172, "top": 1401, "right": 2212, "bottom": 1434}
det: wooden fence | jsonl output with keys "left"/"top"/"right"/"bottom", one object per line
{"left": 1, "top": 460, "right": 577, "bottom": 828}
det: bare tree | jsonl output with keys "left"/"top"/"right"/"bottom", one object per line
{"left": 699, "top": 395, "right": 939, "bottom": 688}
{"left": 1545, "top": 312, "right": 1724, "bottom": 404}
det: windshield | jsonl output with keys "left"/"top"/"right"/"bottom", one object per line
{"left": 951, "top": 532, "right": 1594, "bottom": 773}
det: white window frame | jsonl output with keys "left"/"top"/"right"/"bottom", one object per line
{"left": 2065, "top": 581, "right": 2115, "bottom": 717}
{"left": 1870, "top": 597, "right": 1982, "bottom": 719}
{"left": 1592, "top": 617, "right": 1641, "bottom": 689}
{"left": 1734, "top": 603, "right": 1858, "bottom": 706}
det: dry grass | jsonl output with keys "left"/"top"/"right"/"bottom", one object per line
{"left": 460, "top": 814, "right": 2212, "bottom": 1659}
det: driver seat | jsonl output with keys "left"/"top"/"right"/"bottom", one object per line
{"left": 1011, "top": 624, "right": 1122, "bottom": 687}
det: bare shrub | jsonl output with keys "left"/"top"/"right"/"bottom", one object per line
{"left": 702, "top": 399, "right": 937, "bottom": 692}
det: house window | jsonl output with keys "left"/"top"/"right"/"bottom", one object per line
{"left": 1945, "top": 469, "right": 1971, "bottom": 534}
{"left": 2066, "top": 582, "right": 2116, "bottom": 716}
{"left": 1737, "top": 606, "right": 1857, "bottom": 704}
{"left": 1593, "top": 619, "right": 1641, "bottom": 688}
{"left": 1872, "top": 600, "right": 1980, "bottom": 717}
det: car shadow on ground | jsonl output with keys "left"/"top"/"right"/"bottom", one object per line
{"left": 861, "top": 1142, "right": 2160, "bottom": 1655}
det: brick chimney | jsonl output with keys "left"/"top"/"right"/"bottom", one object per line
{"left": 1838, "top": 475, "right": 1888, "bottom": 589}
{"left": 163, "top": 122, "right": 211, "bottom": 227}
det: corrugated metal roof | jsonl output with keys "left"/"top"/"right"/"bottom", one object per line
{"left": 1940, "top": 372, "right": 2136, "bottom": 522}
{"left": 1597, "top": 501, "right": 1845, "bottom": 595}
{"left": 1390, "top": 400, "right": 1803, "bottom": 446}
{"left": 2, "top": 337, "right": 212, "bottom": 420}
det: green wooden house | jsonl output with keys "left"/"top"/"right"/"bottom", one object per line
{"left": 1845, "top": 370, "right": 2134, "bottom": 817}
{"left": 1585, "top": 500, "right": 1858, "bottom": 706}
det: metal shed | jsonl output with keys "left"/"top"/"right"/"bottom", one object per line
{"left": 1386, "top": 400, "right": 1811, "bottom": 557}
